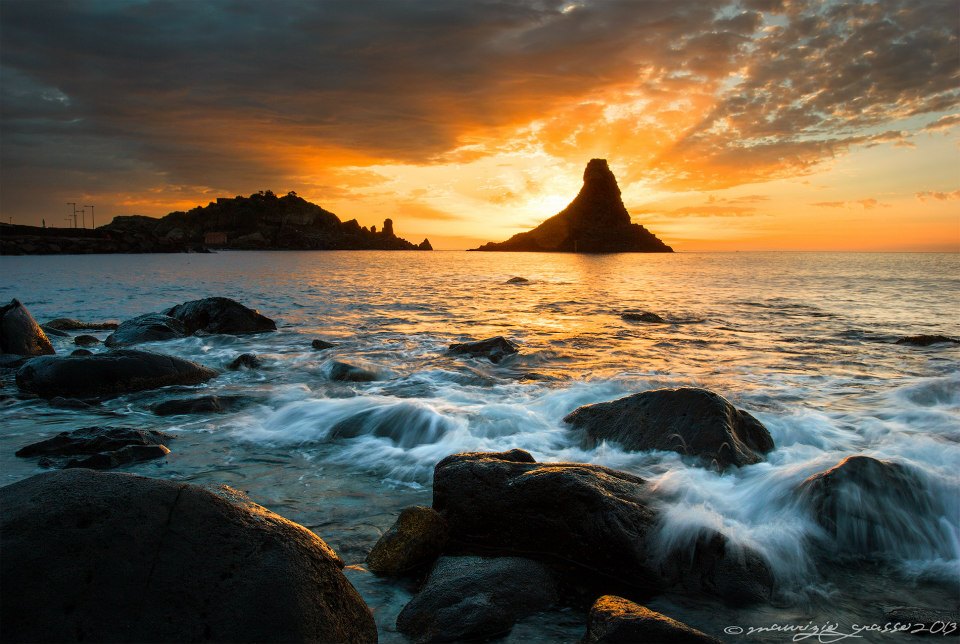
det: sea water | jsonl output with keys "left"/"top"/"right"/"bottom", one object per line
{"left": 1, "top": 251, "right": 958, "bottom": 642}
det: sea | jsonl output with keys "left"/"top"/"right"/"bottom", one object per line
{"left": 1, "top": 250, "right": 958, "bottom": 643}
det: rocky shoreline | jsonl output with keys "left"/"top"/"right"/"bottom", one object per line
{"left": 1, "top": 296, "right": 957, "bottom": 642}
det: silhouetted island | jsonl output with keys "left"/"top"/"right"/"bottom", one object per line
{"left": 0, "top": 190, "right": 431, "bottom": 254}
{"left": 472, "top": 159, "right": 672, "bottom": 253}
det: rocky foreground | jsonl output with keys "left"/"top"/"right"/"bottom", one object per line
{"left": 1, "top": 296, "right": 956, "bottom": 642}
{"left": 0, "top": 190, "right": 431, "bottom": 254}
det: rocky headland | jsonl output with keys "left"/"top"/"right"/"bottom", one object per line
{"left": 0, "top": 190, "right": 431, "bottom": 254}
{"left": 472, "top": 159, "right": 672, "bottom": 253}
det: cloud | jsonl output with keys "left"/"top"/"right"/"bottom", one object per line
{"left": 915, "top": 189, "right": 960, "bottom": 201}
{"left": 922, "top": 114, "right": 960, "bottom": 132}
{"left": 811, "top": 198, "right": 890, "bottom": 209}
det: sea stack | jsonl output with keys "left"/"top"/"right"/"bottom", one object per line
{"left": 473, "top": 159, "right": 672, "bottom": 253}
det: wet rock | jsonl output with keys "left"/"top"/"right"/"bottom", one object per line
{"left": 564, "top": 387, "right": 774, "bottom": 469}
{"left": 797, "top": 456, "right": 946, "bottom": 557}
{"left": 70, "top": 348, "right": 93, "bottom": 356}
{"left": 40, "top": 324, "right": 71, "bottom": 337}
{"left": 0, "top": 469, "right": 377, "bottom": 643}
{"left": 45, "top": 318, "right": 119, "bottom": 331}
{"left": 64, "top": 444, "right": 171, "bottom": 469}
{"left": 152, "top": 395, "right": 248, "bottom": 416}
{"left": 15, "top": 349, "right": 217, "bottom": 398}
{"left": 328, "top": 360, "right": 378, "bottom": 382}
{"left": 312, "top": 339, "right": 336, "bottom": 350}
{"left": 895, "top": 335, "right": 960, "bottom": 346}
{"left": 584, "top": 595, "right": 720, "bottom": 644}
{"left": 0, "top": 299, "right": 55, "bottom": 356}
{"left": 367, "top": 506, "right": 448, "bottom": 575}
{"left": 396, "top": 556, "right": 557, "bottom": 643}
{"left": 448, "top": 336, "right": 518, "bottom": 363}
{"left": 228, "top": 352, "right": 263, "bottom": 370}
{"left": 16, "top": 426, "right": 173, "bottom": 458}
{"left": 74, "top": 334, "right": 101, "bottom": 347}
{"left": 104, "top": 312, "right": 187, "bottom": 347}
{"left": 164, "top": 296, "right": 277, "bottom": 335}
{"left": 506, "top": 276, "right": 529, "bottom": 284}
{"left": 621, "top": 311, "right": 664, "bottom": 323}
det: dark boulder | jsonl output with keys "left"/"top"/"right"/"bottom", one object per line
{"left": 152, "top": 395, "right": 248, "bottom": 416}
{"left": 40, "top": 324, "right": 71, "bottom": 337}
{"left": 328, "top": 360, "right": 378, "bottom": 382}
{"left": 16, "top": 426, "right": 173, "bottom": 458}
{"left": 164, "top": 296, "right": 277, "bottom": 335}
{"left": 564, "top": 388, "right": 774, "bottom": 469}
{"left": 0, "top": 299, "right": 55, "bottom": 356}
{"left": 45, "top": 318, "right": 119, "bottom": 331}
{"left": 506, "top": 276, "right": 529, "bottom": 284}
{"left": 228, "top": 352, "right": 263, "bottom": 370}
{"left": 0, "top": 469, "right": 377, "bottom": 643}
{"left": 104, "top": 313, "right": 187, "bottom": 347}
{"left": 396, "top": 556, "right": 557, "bottom": 643}
{"left": 367, "top": 506, "right": 448, "bottom": 575}
{"left": 584, "top": 595, "right": 720, "bottom": 644}
{"left": 15, "top": 349, "right": 217, "bottom": 398}
{"left": 70, "top": 348, "right": 93, "bottom": 356}
{"left": 448, "top": 336, "right": 518, "bottom": 363}
{"left": 895, "top": 335, "right": 960, "bottom": 346}
{"left": 74, "top": 334, "right": 100, "bottom": 347}
{"left": 621, "top": 311, "right": 664, "bottom": 323}
{"left": 312, "top": 339, "right": 336, "bottom": 351}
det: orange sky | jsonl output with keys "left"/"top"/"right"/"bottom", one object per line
{"left": 2, "top": 1, "right": 958, "bottom": 251}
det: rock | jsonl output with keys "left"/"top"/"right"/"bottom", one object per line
{"left": 448, "top": 336, "right": 519, "bottom": 363}
{"left": 0, "top": 469, "right": 377, "bottom": 643}
{"left": 797, "top": 456, "right": 947, "bottom": 557}
{"left": 16, "top": 426, "right": 174, "bottom": 459}
{"left": 884, "top": 606, "right": 960, "bottom": 633}
{"left": 104, "top": 312, "right": 187, "bottom": 347}
{"left": 418, "top": 239, "right": 433, "bottom": 250}
{"left": 228, "top": 352, "right": 263, "bottom": 370}
{"left": 15, "top": 349, "right": 217, "bottom": 398}
{"left": 74, "top": 334, "right": 101, "bottom": 347}
{"left": 0, "top": 299, "right": 55, "bottom": 356}
{"left": 45, "top": 318, "right": 119, "bottom": 331}
{"left": 70, "top": 348, "right": 93, "bottom": 356}
{"left": 472, "top": 159, "right": 672, "bottom": 253}
{"left": 0, "top": 354, "right": 29, "bottom": 370}
{"left": 328, "top": 360, "right": 378, "bottom": 382}
{"left": 367, "top": 506, "right": 448, "bottom": 575}
{"left": 64, "top": 444, "right": 171, "bottom": 469}
{"left": 152, "top": 395, "right": 248, "bottom": 416}
{"left": 164, "top": 296, "right": 277, "bottom": 335}
{"left": 584, "top": 595, "right": 720, "bottom": 644}
{"left": 564, "top": 388, "right": 774, "bottom": 469}
{"left": 506, "top": 276, "right": 529, "bottom": 284}
{"left": 40, "top": 324, "right": 71, "bottom": 337}
{"left": 621, "top": 311, "right": 664, "bottom": 323}
{"left": 895, "top": 335, "right": 960, "bottom": 346}
{"left": 312, "top": 339, "right": 336, "bottom": 350}
{"left": 396, "top": 556, "right": 557, "bottom": 643}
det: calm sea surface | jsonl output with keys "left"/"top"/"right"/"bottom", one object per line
{"left": 2, "top": 251, "right": 958, "bottom": 642}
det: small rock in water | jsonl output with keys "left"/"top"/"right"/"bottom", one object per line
{"left": 65, "top": 444, "right": 171, "bottom": 469}
{"left": 104, "top": 313, "right": 187, "bottom": 347}
{"left": 164, "top": 296, "right": 277, "bottom": 335}
{"left": 895, "top": 334, "right": 959, "bottom": 346}
{"left": 0, "top": 299, "right": 55, "bottom": 356}
{"left": 584, "top": 595, "right": 720, "bottom": 644}
{"left": 367, "top": 506, "right": 448, "bottom": 575}
{"left": 73, "top": 334, "right": 100, "bottom": 347}
{"left": 621, "top": 311, "right": 665, "bottom": 323}
{"left": 448, "top": 336, "right": 519, "bottom": 363}
{"left": 328, "top": 360, "right": 378, "bottom": 382}
{"left": 506, "top": 276, "right": 529, "bottom": 284}
{"left": 228, "top": 352, "right": 263, "bottom": 370}
{"left": 70, "top": 348, "right": 93, "bottom": 356}
{"left": 44, "top": 318, "right": 119, "bottom": 331}
{"left": 312, "top": 339, "right": 336, "bottom": 350}
{"left": 16, "top": 426, "right": 174, "bottom": 470}
{"left": 396, "top": 556, "right": 558, "bottom": 643}
{"left": 152, "top": 395, "right": 247, "bottom": 416}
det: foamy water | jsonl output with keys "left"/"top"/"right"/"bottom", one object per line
{"left": 2, "top": 250, "right": 957, "bottom": 641}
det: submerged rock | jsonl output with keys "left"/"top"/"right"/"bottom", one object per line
{"left": 564, "top": 387, "right": 774, "bottom": 469}
{"left": 396, "top": 556, "right": 557, "bottom": 643}
{"left": 506, "top": 276, "right": 529, "bottom": 284}
{"left": 45, "top": 318, "right": 119, "bottom": 331}
{"left": 228, "top": 352, "right": 263, "bottom": 370}
{"left": 16, "top": 426, "right": 173, "bottom": 459}
{"left": 164, "top": 296, "right": 277, "bottom": 335}
{"left": 152, "top": 395, "right": 248, "bottom": 416}
{"left": 448, "top": 336, "right": 518, "bottom": 363}
{"left": 621, "top": 311, "right": 665, "bottom": 323}
{"left": 584, "top": 595, "right": 720, "bottom": 644}
{"left": 74, "top": 334, "right": 100, "bottom": 347}
{"left": 15, "top": 349, "right": 217, "bottom": 398}
{"left": 104, "top": 313, "right": 187, "bottom": 347}
{"left": 312, "top": 339, "right": 336, "bottom": 350}
{"left": 328, "top": 360, "right": 378, "bottom": 382}
{"left": 64, "top": 444, "right": 171, "bottom": 469}
{"left": 0, "top": 469, "right": 376, "bottom": 643}
{"left": 367, "top": 506, "right": 448, "bottom": 576}
{"left": 0, "top": 299, "right": 55, "bottom": 356}
{"left": 895, "top": 334, "right": 960, "bottom": 346}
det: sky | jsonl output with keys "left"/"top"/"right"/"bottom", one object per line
{"left": 1, "top": 0, "right": 958, "bottom": 251}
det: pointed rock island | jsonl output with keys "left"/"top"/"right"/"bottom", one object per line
{"left": 473, "top": 159, "right": 672, "bottom": 253}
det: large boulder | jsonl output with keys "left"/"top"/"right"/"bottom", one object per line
{"left": 584, "top": 595, "right": 720, "bottom": 644}
{"left": 164, "top": 297, "right": 277, "bottom": 335}
{"left": 104, "top": 313, "right": 187, "bottom": 347}
{"left": 15, "top": 349, "right": 217, "bottom": 398}
{"left": 0, "top": 298, "right": 55, "bottom": 356}
{"left": 564, "top": 388, "right": 774, "bottom": 469}
{"left": 367, "top": 506, "right": 448, "bottom": 576}
{"left": 396, "top": 556, "right": 557, "bottom": 643}
{"left": 447, "top": 336, "right": 518, "bottom": 363}
{"left": 0, "top": 469, "right": 377, "bottom": 643}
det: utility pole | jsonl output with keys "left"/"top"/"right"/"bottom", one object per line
{"left": 84, "top": 205, "right": 95, "bottom": 229}
{"left": 66, "top": 202, "right": 77, "bottom": 228}
{"left": 80, "top": 208, "right": 86, "bottom": 228}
